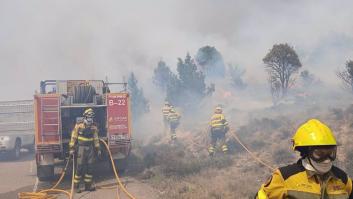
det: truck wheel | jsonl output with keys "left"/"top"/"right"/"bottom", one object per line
{"left": 37, "top": 165, "right": 54, "bottom": 181}
{"left": 12, "top": 139, "right": 21, "bottom": 160}
{"left": 112, "top": 158, "right": 128, "bottom": 174}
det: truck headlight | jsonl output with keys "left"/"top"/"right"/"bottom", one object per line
{"left": 0, "top": 136, "right": 10, "bottom": 141}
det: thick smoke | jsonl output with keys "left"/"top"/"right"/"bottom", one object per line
{"left": 1, "top": 0, "right": 353, "bottom": 101}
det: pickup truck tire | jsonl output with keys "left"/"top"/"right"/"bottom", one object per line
{"left": 37, "top": 165, "right": 54, "bottom": 181}
{"left": 12, "top": 139, "right": 21, "bottom": 160}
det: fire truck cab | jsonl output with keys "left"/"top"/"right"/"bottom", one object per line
{"left": 34, "top": 80, "right": 131, "bottom": 181}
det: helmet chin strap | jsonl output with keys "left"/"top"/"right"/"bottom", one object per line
{"left": 308, "top": 158, "right": 321, "bottom": 173}
{"left": 302, "top": 158, "right": 316, "bottom": 172}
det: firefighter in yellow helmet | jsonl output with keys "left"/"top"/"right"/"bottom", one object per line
{"left": 167, "top": 107, "right": 181, "bottom": 141}
{"left": 69, "top": 108, "right": 101, "bottom": 193}
{"left": 162, "top": 101, "right": 172, "bottom": 133}
{"left": 256, "top": 119, "right": 353, "bottom": 199}
{"left": 208, "top": 106, "right": 229, "bottom": 156}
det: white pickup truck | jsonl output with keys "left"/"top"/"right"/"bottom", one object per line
{"left": 0, "top": 100, "right": 34, "bottom": 159}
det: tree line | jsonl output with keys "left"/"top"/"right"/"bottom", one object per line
{"left": 128, "top": 43, "right": 353, "bottom": 121}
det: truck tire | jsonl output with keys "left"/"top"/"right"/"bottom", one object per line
{"left": 37, "top": 165, "right": 54, "bottom": 181}
{"left": 12, "top": 139, "right": 21, "bottom": 160}
{"left": 113, "top": 158, "right": 129, "bottom": 174}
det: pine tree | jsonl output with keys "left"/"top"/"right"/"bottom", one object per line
{"left": 195, "top": 46, "right": 225, "bottom": 78}
{"left": 165, "top": 72, "right": 181, "bottom": 105}
{"left": 128, "top": 72, "right": 149, "bottom": 121}
{"left": 153, "top": 53, "right": 215, "bottom": 112}
{"left": 177, "top": 53, "right": 206, "bottom": 97}
{"left": 153, "top": 61, "right": 173, "bottom": 91}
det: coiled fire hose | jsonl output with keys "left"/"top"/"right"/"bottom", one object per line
{"left": 19, "top": 139, "right": 136, "bottom": 199}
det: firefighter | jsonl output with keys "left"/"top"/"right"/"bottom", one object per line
{"left": 208, "top": 106, "right": 229, "bottom": 156}
{"left": 69, "top": 108, "right": 101, "bottom": 193}
{"left": 162, "top": 101, "right": 172, "bottom": 133}
{"left": 256, "top": 119, "right": 353, "bottom": 199}
{"left": 167, "top": 107, "right": 181, "bottom": 141}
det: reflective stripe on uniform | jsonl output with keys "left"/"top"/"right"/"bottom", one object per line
{"left": 85, "top": 174, "right": 93, "bottom": 178}
{"left": 208, "top": 146, "right": 215, "bottom": 153}
{"left": 168, "top": 113, "right": 180, "bottom": 122}
{"left": 84, "top": 174, "right": 93, "bottom": 182}
{"left": 74, "top": 175, "right": 81, "bottom": 183}
{"left": 221, "top": 145, "right": 228, "bottom": 152}
{"left": 171, "top": 134, "right": 177, "bottom": 140}
{"left": 210, "top": 114, "right": 227, "bottom": 128}
{"left": 84, "top": 178, "right": 92, "bottom": 183}
{"left": 212, "top": 124, "right": 224, "bottom": 128}
{"left": 78, "top": 136, "right": 94, "bottom": 142}
{"left": 162, "top": 107, "right": 171, "bottom": 116}
{"left": 84, "top": 173, "right": 93, "bottom": 183}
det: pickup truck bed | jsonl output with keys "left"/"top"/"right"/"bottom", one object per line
{"left": 0, "top": 100, "right": 34, "bottom": 159}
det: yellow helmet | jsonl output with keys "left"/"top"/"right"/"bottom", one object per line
{"left": 83, "top": 108, "right": 95, "bottom": 118}
{"left": 292, "top": 119, "right": 337, "bottom": 151}
{"left": 215, "top": 106, "right": 222, "bottom": 114}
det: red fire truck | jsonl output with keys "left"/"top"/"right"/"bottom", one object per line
{"left": 34, "top": 80, "right": 131, "bottom": 181}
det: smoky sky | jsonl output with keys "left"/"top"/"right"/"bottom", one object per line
{"left": 1, "top": 0, "right": 353, "bottom": 100}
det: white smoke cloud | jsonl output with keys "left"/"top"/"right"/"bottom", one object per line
{"left": 0, "top": 0, "right": 353, "bottom": 100}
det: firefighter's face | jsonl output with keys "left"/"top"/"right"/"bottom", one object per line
{"left": 84, "top": 117, "right": 93, "bottom": 126}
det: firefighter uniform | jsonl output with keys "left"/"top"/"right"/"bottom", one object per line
{"left": 257, "top": 160, "right": 353, "bottom": 199}
{"left": 69, "top": 109, "right": 100, "bottom": 192}
{"left": 162, "top": 102, "right": 172, "bottom": 132}
{"left": 208, "top": 107, "right": 229, "bottom": 156}
{"left": 256, "top": 119, "right": 353, "bottom": 199}
{"left": 167, "top": 108, "right": 181, "bottom": 140}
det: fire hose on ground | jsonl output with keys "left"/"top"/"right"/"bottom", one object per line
{"left": 229, "top": 131, "right": 275, "bottom": 171}
{"left": 18, "top": 154, "right": 74, "bottom": 199}
{"left": 18, "top": 139, "right": 136, "bottom": 199}
{"left": 184, "top": 126, "right": 276, "bottom": 170}
{"left": 100, "top": 139, "right": 136, "bottom": 199}
{"left": 183, "top": 128, "right": 276, "bottom": 171}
